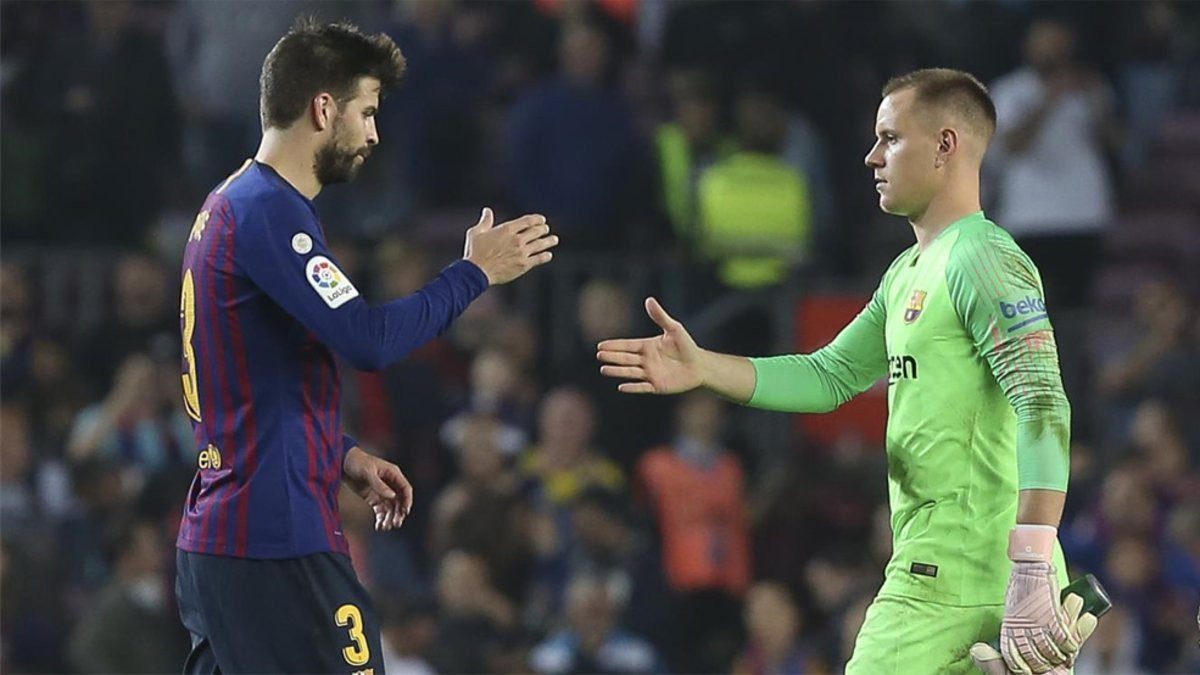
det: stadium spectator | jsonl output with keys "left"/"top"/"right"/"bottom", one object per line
{"left": 67, "top": 518, "right": 189, "bottom": 673}
{"left": 378, "top": 594, "right": 439, "bottom": 675}
{"left": 695, "top": 80, "right": 815, "bottom": 290}
{"left": 430, "top": 413, "right": 536, "bottom": 604}
{"left": 0, "top": 403, "right": 40, "bottom": 543}
{"left": 55, "top": 457, "right": 128, "bottom": 601}
{"left": 382, "top": 0, "right": 497, "bottom": 210}
{"left": 1098, "top": 278, "right": 1198, "bottom": 448}
{"left": 519, "top": 387, "right": 625, "bottom": 510}
{"left": 0, "top": 262, "right": 35, "bottom": 393}
{"left": 988, "top": 19, "right": 1122, "bottom": 311}
{"left": 429, "top": 549, "right": 519, "bottom": 674}
{"left": 504, "top": 17, "right": 645, "bottom": 248}
{"left": 556, "top": 278, "right": 671, "bottom": 470}
{"left": 441, "top": 348, "right": 533, "bottom": 457}
{"left": 0, "top": 536, "right": 70, "bottom": 672}
{"left": 166, "top": 0, "right": 318, "bottom": 190}
{"left": 733, "top": 581, "right": 829, "bottom": 675}
{"left": 22, "top": 333, "right": 90, "bottom": 458}
{"left": 1061, "top": 463, "right": 1158, "bottom": 577}
{"left": 1128, "top": 400, "right": 1193, "bottom": 502}
{"left": 75, "top": 253, "right": 177, "bottom": 398}
{"left": 1117, "top": 0, "right": 1187, "bottom": 172}
{"left": 529, "top": 572, "right": 665, "bottom": 674}
{"left": 519, "top": 387, "right": 625, "bottom": 627}
{"left": 803, "top": 549, "right": 878, "bottom": 661}
{"left": 637, "top": 390, "right": 750, "bottom": 672}
{"left": 834, "top": 592, "right": 875, "bottom": 670}
{"left": 13, "top": 1, "right": 183, "bottom": 246}
{"left": 654, "top": 68, "right": 736, "bottom": 246}
{"left": 1073, "top": 604, "right": 1147, "bottom": 675}
{"left": 66, "top": 353, "right": 192, "bottom": 475}
{"left": 565, "top": 487, "right": 672, "bottom": 653}
{"left": 1162, "top": 504, "right": 1200, "bottom": 612}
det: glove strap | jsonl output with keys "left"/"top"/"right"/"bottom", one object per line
{"left": 1008, "top": 524, "right": 1057, "bottom": 563}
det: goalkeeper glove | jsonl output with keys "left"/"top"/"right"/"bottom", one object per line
{"left": 969, "top": 525, "right": 1098, "bottom": 674}
{"left": 970, "top": 593, "right": 1099, "bottom": 674}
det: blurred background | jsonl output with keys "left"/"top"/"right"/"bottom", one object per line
{"left": 2, "top": 0, "right": 1199, "bottom": 673}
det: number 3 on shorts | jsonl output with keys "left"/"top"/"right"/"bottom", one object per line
{"left": 335, "top": 604, "right": 370, "bottom": 666}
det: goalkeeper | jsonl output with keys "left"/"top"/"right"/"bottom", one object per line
{"left": 597, "top": 68, "right": 1098, "bottom": 674}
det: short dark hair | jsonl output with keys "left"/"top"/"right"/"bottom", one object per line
{"left": 259, "top": 17, "right": 407, "bottom": 130}
{"left": 882, "top": 68, "right": 997, "bottom": 141}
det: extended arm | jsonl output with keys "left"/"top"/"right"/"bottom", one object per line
{"left": 238, "top": 201, "right": 553, "bottom": 372}
{"left": 236, "top": 195, "right": 488, "bottom": 371}
{"left": 598, "top": 288, "right": 887, "bottom": 414}
{"left": 747, "top": 288, "right": 887, "bottom": 413}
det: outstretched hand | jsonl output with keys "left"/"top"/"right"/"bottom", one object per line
{"left": 597, "top": 297, "right": 705, "bottom": 395}
{"left": 342, "top": 447, "right": 413, "bottom": 532}
{"left": 463, "top": 207, "right": 558, "bottom": 285}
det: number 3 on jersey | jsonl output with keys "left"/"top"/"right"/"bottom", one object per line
{"left": 180, "top": 269, "right": 202, "bottom": 422}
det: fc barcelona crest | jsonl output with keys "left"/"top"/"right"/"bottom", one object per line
{"left": 904, "top": 290, "right": 927, "bottom": 323}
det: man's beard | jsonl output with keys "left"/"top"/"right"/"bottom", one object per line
{"left": 314, "top": 118, "right": 369, "bottom": 185}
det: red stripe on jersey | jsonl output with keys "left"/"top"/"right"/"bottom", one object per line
{"left": 316, "top": 351, "right": 333, "bottom": 512}
{"left": 303, "top": 338, "right": 338, "bottom": 549}
{"left": 195, "top": 217, "right": 224, "bottom": 550}
{"left": 224, "top": 213, "right": 259, "bottom": 558}
{"left": 328, "top": 360, "right": 348, "bottom": 550}
{"left": 322, "top": 354, "right": 345, "bottom": 552}
{"left": 210, "top": 204, "right": 237, "bottom": 555}
{"left": 318, "top": 351, "right": 341, "bottom": 549}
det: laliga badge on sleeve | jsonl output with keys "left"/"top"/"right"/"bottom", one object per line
{"left": 306, "top": 255, "right": 359, "bottom": 308}
{"left": 292, "top": 232, "right": 314, "bottom": 254}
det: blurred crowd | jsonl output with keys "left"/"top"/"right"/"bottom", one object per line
{"left": 2, "top": 1, "right": 1199, "bottom": 673}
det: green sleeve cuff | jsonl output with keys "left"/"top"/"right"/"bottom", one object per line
{"left": 1016, "top": 423, "right": 1069, "bottom": 491}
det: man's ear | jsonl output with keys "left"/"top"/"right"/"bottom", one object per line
{"left": 311, "top": 93, "right": 336, "bottom": 132}
{"left": 935, "top": 127, "right": 959, "bottom": 168}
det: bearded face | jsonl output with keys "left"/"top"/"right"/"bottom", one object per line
{"left": 314, "top": 113, "right": 371, "bottom": 185}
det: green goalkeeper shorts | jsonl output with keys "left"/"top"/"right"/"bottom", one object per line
{"left": 845, "top": 594, "right": 1005, "bottom": 675}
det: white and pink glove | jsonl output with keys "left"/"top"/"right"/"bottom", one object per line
{"left": 969, "top": 525, "right": 1099, "bottom": 674}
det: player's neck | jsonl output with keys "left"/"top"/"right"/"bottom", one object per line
{"left": 254, "top": 131, "right": 322, "bottom": 200}
{"left": 909, "top": 186, "right": 981, "bottom": 251}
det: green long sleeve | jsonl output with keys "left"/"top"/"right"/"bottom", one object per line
{"left": 748, "top": 288, "right": 887, "bottom": 412}
{"left": 945, "top": 231, "right": 1071, "bottom": 491}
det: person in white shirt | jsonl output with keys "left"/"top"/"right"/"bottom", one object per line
{"left": 989, "top": 19, "right": 1123, "bottom": 310}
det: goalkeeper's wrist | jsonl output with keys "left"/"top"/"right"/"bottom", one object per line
{"left": 1009, "top": 524, "right": 1057, "bottom": 563}
{"left": 697, "top": 348, "right": 722, "bottom": 391}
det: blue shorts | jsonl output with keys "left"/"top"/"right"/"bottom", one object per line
{"left": 175, "top": 549, "right": 382, "bottom": 674}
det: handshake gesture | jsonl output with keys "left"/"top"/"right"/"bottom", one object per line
{"left": 463, "top": 207, "right": 559, "bottom": 285}
{"left": 971, "top": 526, "right": 1101, "bottom": 674}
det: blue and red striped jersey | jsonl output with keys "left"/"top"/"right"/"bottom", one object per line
{"left": 176, "top": 159, "right": 488, "bottom": 559}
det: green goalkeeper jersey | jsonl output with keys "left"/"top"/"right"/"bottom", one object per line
{"left": 749, "top": 212, "right": 1070, "bottom": 606}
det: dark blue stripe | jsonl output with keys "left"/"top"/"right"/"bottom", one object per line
{"left": 1006, "top": 313, "right": 1049, "bottom": 333}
